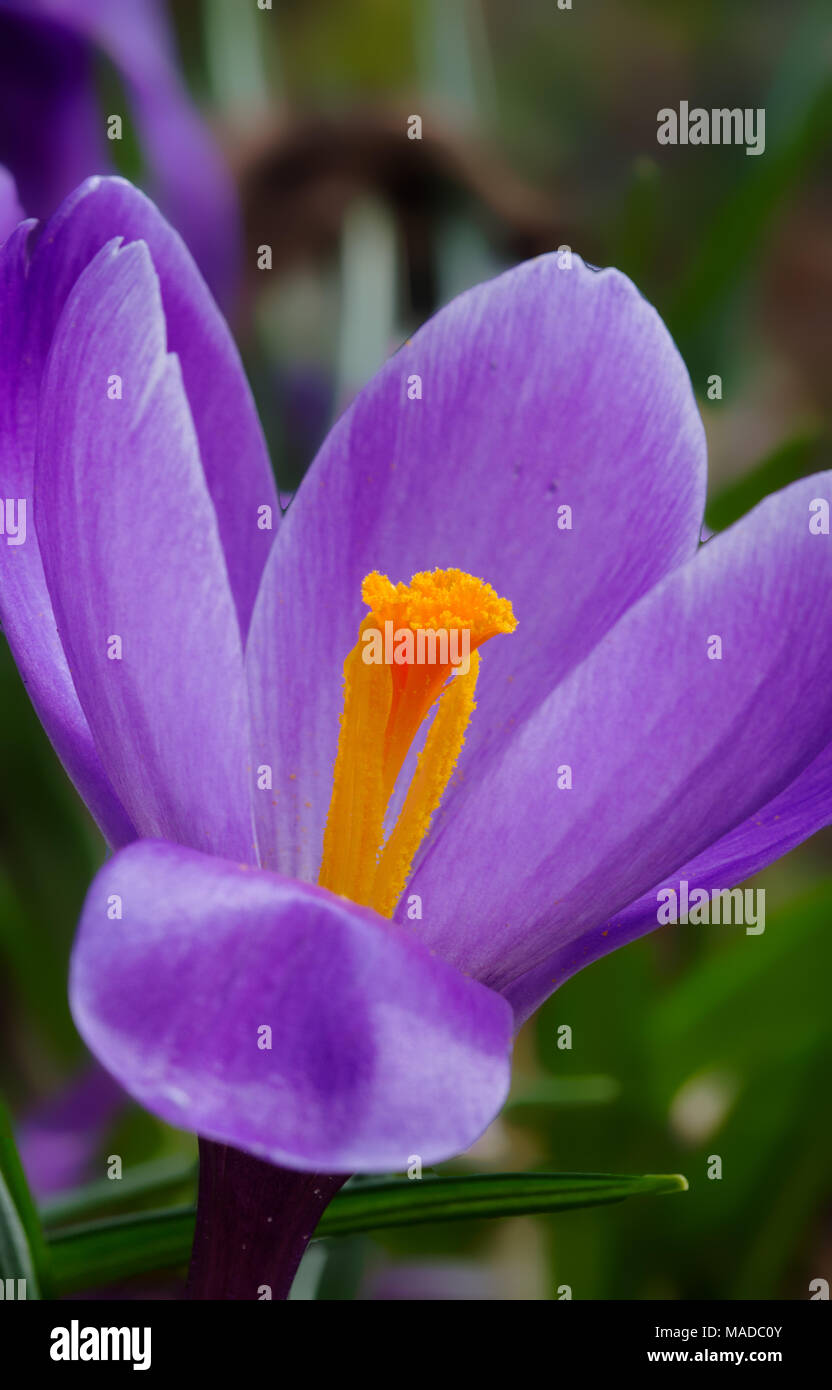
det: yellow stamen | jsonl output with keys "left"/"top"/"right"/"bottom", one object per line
{"left": 318, "top": 568, "right": 516, "bottom": 914}
{"left": 317, "top": 627, "right": 391, "bottom": 905}
{"left": 370, "top": 650, "right": 479, "bottom": 917}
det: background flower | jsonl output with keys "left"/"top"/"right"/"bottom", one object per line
{"left": 0, "top": 0, "right": 238, "bottom": 301}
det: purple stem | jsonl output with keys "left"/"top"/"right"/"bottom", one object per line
{"left": 186, "top": 1139, "right": 347, "bottom": 1300}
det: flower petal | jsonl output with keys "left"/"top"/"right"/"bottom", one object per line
{"left": 0, "top": 219, "right": 134, "bottom": 846}
{"left": 0, "top": 164, "right": 24, "bottom": 240}
{"left": 247, "top": 254, "right": 706, "bottom": 878}
{"left": 24, "top": 176, "right": 276, "bottom": 637}
{"left": 407, "top": 475, "right": 832, "bottom": 996}
{"left": 0, "top": 176, "right": 274, "bottom": 843}
{"left": 35, "top": 237, "right": 254, "bottom": 861}
{"left": 506, "top": 740, "right": 832, "bottom": 1021}
{"left": 71, "top": 841, "right": 513, "bottom": 1173}
{"left": 17, "top": 1064, "right": 124, "bottom": 1199}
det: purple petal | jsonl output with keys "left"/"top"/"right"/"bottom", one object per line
{"left": 35, "top": 237, "right": 254, "bottom": 861}
{"left": 17, "top": 1064, "right": 124, "bottom": 1198}
{"left": 24, "top": 177, "right": 277, "bottom": 637}
{"left": 247, "top": 254, "right": 706, "bottom": 879}
{"left": 0, "top": 164, "right": 24, "bottom": 240}
{"left": 407, "top": 474, "right": 832, "bottom": 997}
{"left": 71, "top": 841, "right": 513, "bottom": 1173}
{"left": 0, "top": 220, "right": 134, "bottom": 846}
{"left": 508, "top": 740, "right": 832, "bottom": 1022}
{"left": 0, "top": 177, "right": 275, "bottom": 843}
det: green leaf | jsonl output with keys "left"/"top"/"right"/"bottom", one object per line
{"left": 47, "top": 1171, "right": 687, "bottom": 1294}
{"left": 41, "top": 1155, "right": 197, "bottom": 1229}
{"left": 49, "top": 1206, "right": 196, "bottom": 1296}
{"left": 317, "top": 1171, "right": 688, "bottom": 1236}
{"left": 0, "top": 1098, "right": 52, "bottom": 1298}
{"left": 0, "top": 1170, "right": 38, "bottom": 1296}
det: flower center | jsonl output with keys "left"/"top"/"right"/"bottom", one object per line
{"left": 318, "top": 568, "right": 516, "bottom": 917}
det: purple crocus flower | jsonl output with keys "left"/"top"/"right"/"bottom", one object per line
{"left": 3, "top": 171, "right": 832, "bottom": 1297}
{"left": 0, "top": 0, "right": 237, "bottom": 303}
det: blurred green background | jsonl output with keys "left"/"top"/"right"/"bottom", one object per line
{"left": 2, "top": 0, "right": 831, "bottom": 1299}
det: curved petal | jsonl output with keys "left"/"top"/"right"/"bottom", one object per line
{"left": 506, "top": 740, "right": 832, "bottom": 1022}
{"left": 35, "top": 237, "right": 254, "bottom": 861}
{"left": 0, "top": 177, "right": 275, "bottom": 842}
{"left": 23, "top": 176, "right": 276, "bottom": 637}
{"left": 407, "top": 474, "right": 832, "bottom": 995}
{"left": 0, "top": 164, "right": 24, "bottom": 241}
{"left": 247, "top": 253, "right": 706, "bottom": 879}
{"left": 70, "top": 841, "right": 513, "bottom": 1173}
{"left": 0, "top": 219, "right": 134, "bottom": 846}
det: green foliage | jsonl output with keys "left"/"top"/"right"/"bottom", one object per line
{"left": 0, "top": 1098, "right": 52, "bottom": 1297}
{"left": 45, "top": 1169, "right": 686, "bottom": 1296}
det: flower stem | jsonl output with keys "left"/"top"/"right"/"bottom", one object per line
{"left": 186, "top": 1139, "right": 346, "bottom": 1300}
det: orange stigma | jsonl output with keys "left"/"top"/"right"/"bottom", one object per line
{"left": 317, "top": 568, "right": 516, "bottom": 917}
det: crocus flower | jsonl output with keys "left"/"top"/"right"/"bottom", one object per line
{"left": 3, "top": 172, "right": 832, "bottom": 1296}
{"left": 0, "top": 0, "right": 237, "bottom": 303}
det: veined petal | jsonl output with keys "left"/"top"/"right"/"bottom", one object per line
{"left": 35, "top": 237, "right": 254, "bottom": 861}
{"left": 247, "top": 253, "right": 706, "bottom": 879}
{"left": 506, "top": 741, "right": 832, "bottom": 1023}
{"left": 0, "top": 219, "right": 134, "bottom": 846}
{"left": 22, "top": 176, "right": 276, "bottom": 637}
{"left": 407, "top": 474, "right": 832, "bottom": 996}
{"left": 70, "top": 841, "right": 513, "bottom": 1173}
{"left": 0, "top": 177, "right": 275, "bottom": 844}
